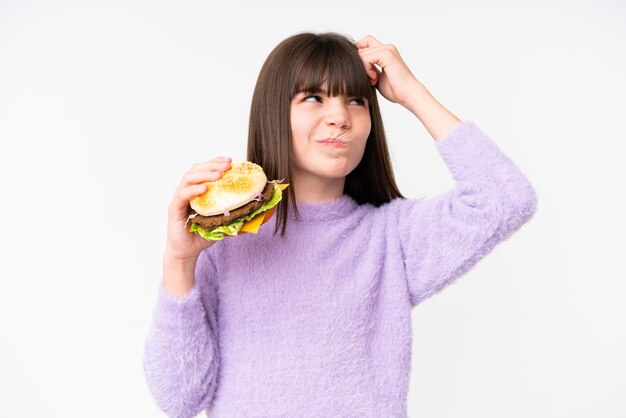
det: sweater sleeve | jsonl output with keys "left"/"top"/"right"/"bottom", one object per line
{"left": 143, "top": 249, "right": 221, "bottom": 418}
{"left": 395, "top": 121, "right": 538, "bottom": 307}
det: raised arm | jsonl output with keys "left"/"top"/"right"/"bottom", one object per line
{"left": 395, "top": 121, "right": 537, "bottom": 306}
{"left": 356, "top": 35, "right": 537, "bottom": 305}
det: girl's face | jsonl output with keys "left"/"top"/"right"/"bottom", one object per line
{"left": 289, "top": 85, "right": 371, "bottom": 186}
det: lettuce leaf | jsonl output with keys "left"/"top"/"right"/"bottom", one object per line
{"left": 189, "top": 183, "right": 283, "bottom": 241}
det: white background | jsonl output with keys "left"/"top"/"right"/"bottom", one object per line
{"left": 1, "top": 0, "right": 624, "bottom": 417}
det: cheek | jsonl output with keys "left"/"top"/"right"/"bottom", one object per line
{"left": 357, "top": 115, "right": 372, "bottom": 144}
{"left": 354, "top": 116, "right": 371, "bottom": 160}
{"left": 289, "top": 133, "right": 309, "bottom": 169}
{"left": 290, "top": 112, "right": 313, "bottom": 139}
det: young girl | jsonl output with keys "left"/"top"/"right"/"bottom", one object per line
{"left": 144, "top": 32, "right": 537, "bottom": 417}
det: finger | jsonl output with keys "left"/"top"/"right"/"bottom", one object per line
{"left": 358, "top": 44, "right": 398, "bottom": 67}
{"left": 359, "top": 44, "right": 404, "bottom": 77}
{"left": 355, "top": 34, "right": 383, "bottom": 50}
{"left": 364, "top": 65, "right": 380, "bottom": 86}
{"left": 169, "top": 183, "right": 208, "bottom": 218}
{"left": 182, "top": 158, "right": 233, "bottom": 186}
{"left": 191, "top": 157, "right": 232, "bottom": 171}
{"left": 178, "top": 183, "right": 208, "bottom": 202}
{"left": 180, "top": 168, "right": 228, "bottom": 187}
{"left": 356, "top": 46, "right": 385, "bottom": 85}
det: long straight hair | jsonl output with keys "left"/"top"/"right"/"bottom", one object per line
{"left": 247, "top": 32, "right": 403, "bottom": 236}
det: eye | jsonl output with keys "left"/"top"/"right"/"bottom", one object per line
{"left": 303, "top": 95, "right": 322, "bottom": 103}
{"left": 349, "top": 98, "right": 366, "bottom": 106}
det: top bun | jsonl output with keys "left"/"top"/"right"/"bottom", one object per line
{"left": 190, "top": 161, "right": 268, "bottom": 216}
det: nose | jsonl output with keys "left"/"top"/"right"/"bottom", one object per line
{"left": 324, "top": 98, "right": 350, "bottom": 129}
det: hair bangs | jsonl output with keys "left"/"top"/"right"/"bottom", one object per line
{"left": 291, "top": 37, "right": 373, "bottom": 101}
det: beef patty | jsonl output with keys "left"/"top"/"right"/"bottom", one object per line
{"left": 191, "top": 182, "right": 275, "bottom": 229}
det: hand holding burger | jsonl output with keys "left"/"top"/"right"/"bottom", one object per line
{"left": 165, "top": 157, "right": 234, "bottom": 265}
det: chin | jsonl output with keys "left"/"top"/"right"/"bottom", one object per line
{"left": 292, "top": 153, "right": 362, "bottom": 182}
{"left": 320, "top": 160, "right": 359, "bottom": 179}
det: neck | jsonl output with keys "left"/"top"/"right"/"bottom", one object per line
{"left": 292, "top": 174, "right": 345, "bottom": 203}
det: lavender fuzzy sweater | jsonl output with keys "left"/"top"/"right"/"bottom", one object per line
{"left": 144, "top": 121, "right": 537, "bottom": 417}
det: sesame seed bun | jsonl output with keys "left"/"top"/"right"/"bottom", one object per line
{"left": 190, "top": 161, "right": 268, "bottom": 217}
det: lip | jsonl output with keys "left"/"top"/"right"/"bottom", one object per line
{"left": 316, "top": 138, "right": 348, "bottom": 148}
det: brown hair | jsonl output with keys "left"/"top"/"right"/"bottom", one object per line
{"left": 247, "top": 32, "right": 403, "bottom": 235}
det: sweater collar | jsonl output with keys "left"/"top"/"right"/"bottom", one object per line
{"left": 288, "top": 194, "right": 359, "bottom": 222}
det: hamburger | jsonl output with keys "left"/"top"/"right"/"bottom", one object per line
{"left": 187, "top": 161, "right": 284, "bottom": 241}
